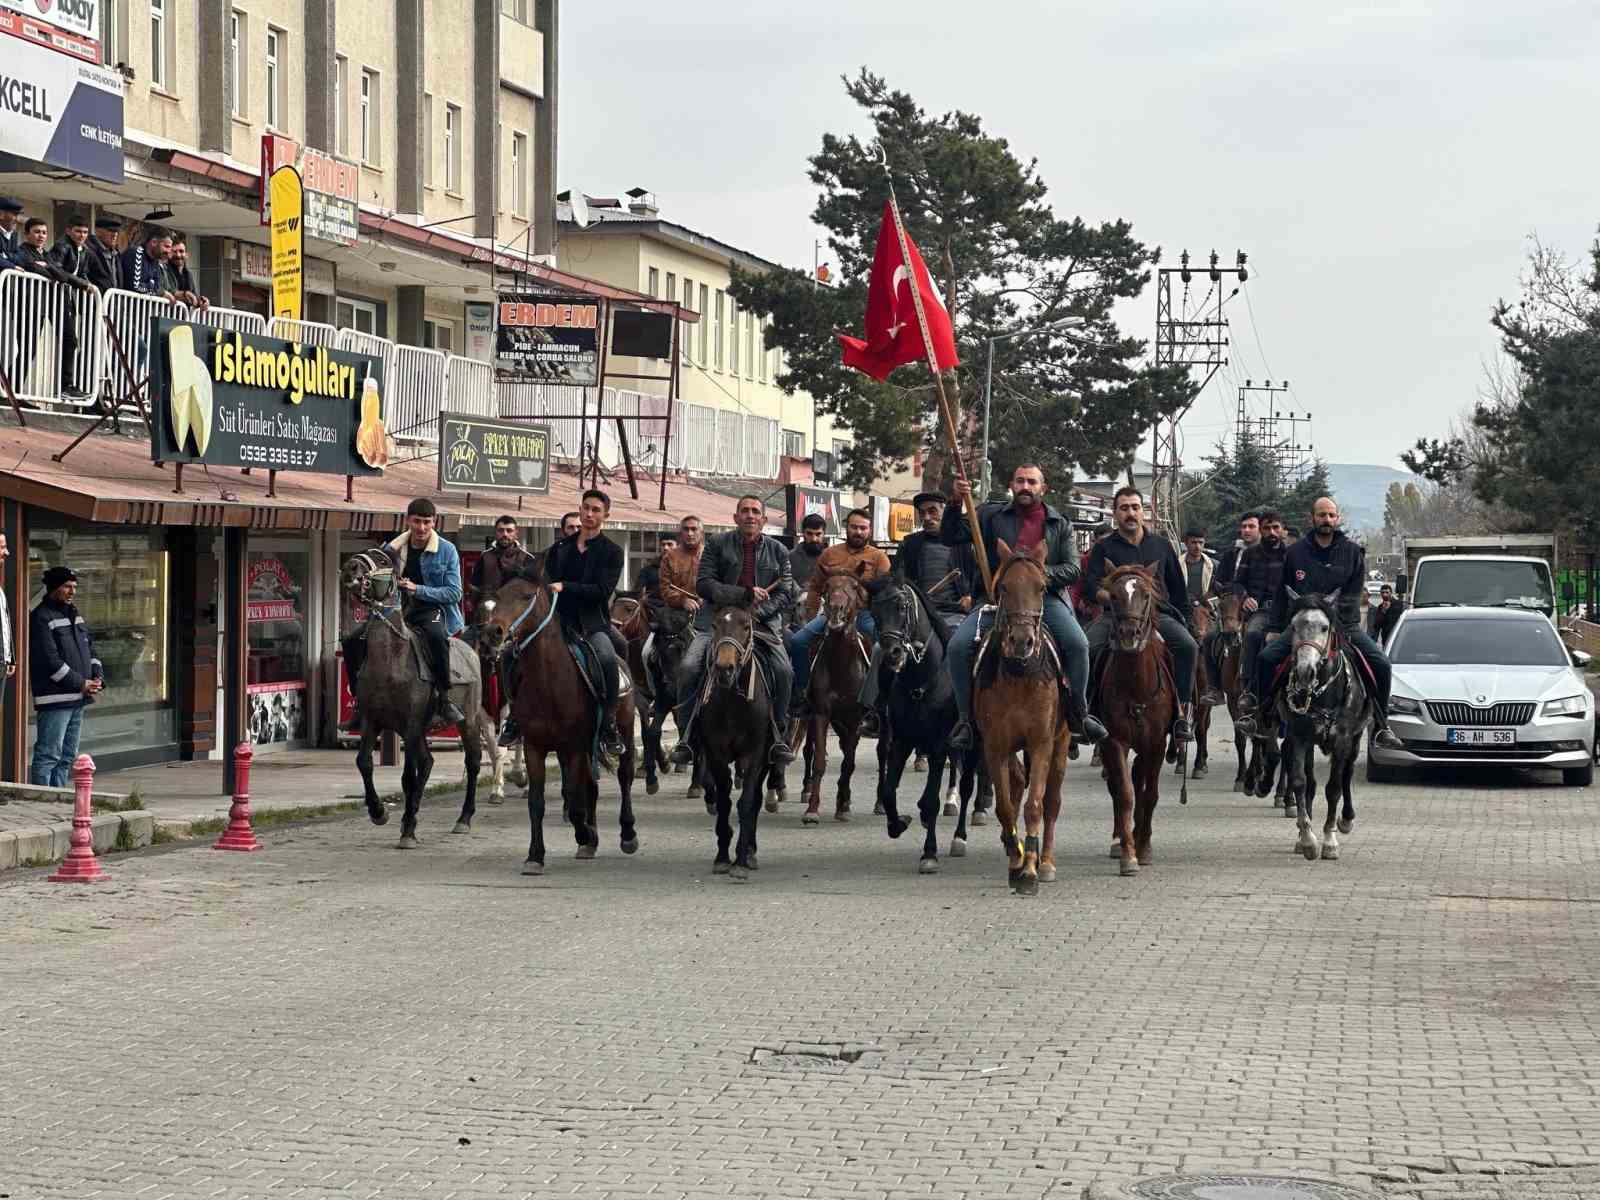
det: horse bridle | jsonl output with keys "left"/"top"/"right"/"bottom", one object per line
{"left": 878, "top": 582, "right": 930, "bottom": 672}
{"left": 348, "top": 548, "right": 407, "bottom": 638}
{"left": 1286, "top": 624, "right": 1346, "bottom": 715}
{"left": 994, "top": 556, "right": 1046, "bottom": 661}
{"left": 710, "top": 617, "right": 758, "bottom": 701}
{"left": 1110, "top": 571, "right": 1157, "bottom": 649}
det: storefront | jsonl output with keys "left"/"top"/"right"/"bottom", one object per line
{"left": 246, "top": 539, "right": 317, "bottom": 748}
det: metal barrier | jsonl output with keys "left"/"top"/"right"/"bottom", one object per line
{"left": 678, "top": 401, "right": 717, "bottom": 474}
{"left": 443, "top": 354, "right": 495, "bottom": 416}
{"left": 715, "top": 409, "right": 744, "bottom": 476}
{"left": 744, "top": 414, "right": 779, "bottom": 481}
{"left": 99, "top": 287, "right": 188, "bottom": 413}
{"left": 189, "top": 305, "right": 268, "bottom": 338}
{"left": 498, "top": 381, "right": 587, "bottom": 462}
{"left": 336, "top": 327, "right": 398, "bottom": 427}
{"left": 388, "top": 343, "right": 448, "bottom": 441}
{"left": 266, "top": 317, "right": 341, "bottom": 348}
{"left": 0, "top": 274, "right": 107, "bottom": 410}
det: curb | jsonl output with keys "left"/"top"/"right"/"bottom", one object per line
{"left": 0, "top": 810, "right": 155, "bottom": 872}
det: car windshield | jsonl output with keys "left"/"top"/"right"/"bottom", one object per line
{"left": 1390, "top": 617, "right": 1571, "bottom": 667}
{"left": 1412, "top": 560, "right": 1553, "bottom": 612}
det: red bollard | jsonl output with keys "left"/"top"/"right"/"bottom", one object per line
{"left": 49, "top": 754, "right": 109, "bottom": 883}
{"left": 214, "top": 742, "right": 263, "bottom": 852}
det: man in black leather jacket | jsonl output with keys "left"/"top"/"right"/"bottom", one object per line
{"left": 942, "top": 464, "right": 1105, "bottom": 749}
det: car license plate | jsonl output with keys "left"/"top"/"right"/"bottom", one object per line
{"left": 1446, "top": 728, "right": 1516, "bottom": 746}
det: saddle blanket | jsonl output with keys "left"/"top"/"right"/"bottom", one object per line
{"left": 565, "top": 634, "right": 632, "bottom": 706}
{"left": 413, "top": 633, "right": 482, "bottom": 689}
{"left": 971, "top": 604, "right": 1065, "bottom": 686}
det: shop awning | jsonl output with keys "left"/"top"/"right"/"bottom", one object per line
{"left": 0, "top": 423, "right": 760, "bottom": 532}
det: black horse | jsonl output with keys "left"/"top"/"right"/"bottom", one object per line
{"left": 698, "top": 604, "right": 777, "bottom": 880}
{"left": 870, "top": 578, "right": 984, "bottom": 873}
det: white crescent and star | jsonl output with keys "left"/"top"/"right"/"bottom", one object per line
{"left": 886, "top": 263, "right": 911, "bottom": 338}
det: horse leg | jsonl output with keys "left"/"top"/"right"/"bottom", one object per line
{"left": 918, "top": 748, "right": 949, "bottom": 871}
{"left": 877, "top": 736, "right": 914, "bottom": 843}
{"left": 1234, "top": 718, "right": 1251, "bottom": 793}
{"left": 1013, "top": 734, "right": 1051, "bottom": 897}
{"left": 950, "top": 748, "right": 977, "bottom": 856}
{"left": 835, "top": 721, "right": 859, "bottom": 821}
{"left": 731, "top": 744, "right": 766, "bottom": 880}
{"left": 571, "top": 754, "right": 599, "bottom": 858}
{"left": 1039, "top": 734, "right": 1068, "bottom": 884}
{"left": 687, "top": 745, "right": 706, "bottom": 803}
{"left": 484, "top": 705, "right": 505, "bottom": 806}
{"left": 452, "top": 712, "right": 485, "bottom": 834}
{"left": 710, "top": 759, "right": 734, "bottom": 872}
{"left": 803, "top": 713, "right": 826, "bottom": 824}
{"left": 397, "top": 735, "right": 428, "bottom": 849}
{"left": 984, "top": 745, "right": 1024, "bottom": 888}
{"left": 1192, "top": 703, "right": 1210, "bottom": 778}
{"left": 1290, "top": 736, "right": 1317, "bottom": 860}
{"left": 356, "top": 726, "right": 387, "bottom": 825}
{"left": 1338, "top": 742, "right": 1357, "bottom": 834}
{"left": 1321, "top": 747, "right": 1344, "bottom": 860}
{"left": 973, "top": 762, "right": 993, "bottom": 823}
{"left": 523, "top": 741, "right": 547, "bottom": 874}
{"left": 618, "top": 702, "right": 640, "bottom": 855}
{"left": 1103, "top": 741, "right": 1137, "bottom": 876}
{"left": 1134, "top": 742, "right": 1161, "bottom": 866}
{"left": 641, "top": 700, "right": 661, "bottom": 796}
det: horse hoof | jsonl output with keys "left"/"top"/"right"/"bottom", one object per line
{"left": 1108, "top": 841, "right": 1122, "bottom": 859}
{"left": 1232, "top": 780, "right": 1246, "bottom": 793}
{"left": 872, "top": 800, "right": 884, "bottom": 815}
{"left": 919, "top": 857, "right": 939, "bottom": 875}
{"left": 486, "top": 794, "right": 504, "bottom": 807}
{"left": 521, "top": 859, "right": 544, "bottom": 876}
{"left": 834, "top": 808, "right": 850, "bottom": 823}
{"left": 970, "top": 809, "right": 988, "bottom": 827}
{"left": 367, "top": 804, "right": 389, "bottom": 826}
{"left": 450, "top": 820, "right": 470, "bottom": 835}
{"left": 646, "top": 779, "right": 660, "bottom": 796}
{"left": 1119, "top": 858, "right": 1140, "bottom": 877}
{"left": 1192, "top": 763, "right": 1208, "bottom": 779}
{"left": 1137, "top": 848, "right": 1153, "bottom": 866}
{"left": 620, "top": 838, "right": 639, "bottom": 855}
{"left": 397, "top": 836, "right": 419, "bottom": 850}
{"left": 942, "top": 798, "right": 957, "bottom": 817}
{"left": 575, "top": 845, "right": 597, "bottom": 861}
{"left": 705, "top": 801, "right": 716, "bottom": 817}
{"left": 729, "top": 864, "right": 750, "bottom": 883}
{"left": 1281, "top": 803, "right": 1297, "bottom": 818}
{"left": 1300, "top": 839, "right": 1319, "bottom": 862}
{"left": 764, "top": 795, "right": 778, "bottom": 814}
{"left": 747, "top": 854, "right": 758, "bottom": 870}
{"left": 887, "top": 816, "right": 910, "bottom": 839}
{"left": 949, "top": 837, "right": 967, "bottom": 857}
{"left": 1321, "top": 842, "right": 1340, "bottom": 861}
{"left": 1012, "top": 873, "right": 1039, "bottom": 897}
{"left": 1337, "top": 817, "right": 1354, "bottom": 835}
{"left": 713, "top": 859, "right": 731, "bottom": 874}
{"left": 802, "top": 808, "right": 820, "bottom": 826}
{"left": 1038, "top": 863, "right": 1057, "bottom": 883}
{"left": 687, "top": 784, "right": 703, "bottom": 800}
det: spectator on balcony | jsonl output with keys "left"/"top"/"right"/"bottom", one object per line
{"left": 47, "top": 216, "right": 97, "bottom": 400}
{"left": 121, "top": 226, "right": 177, "bottom": 300}
{"left": 10, "top": 219, "right": 96, "bottom": 400}
{"left": 167, "top": 235, "right": 209, "bottom": 310}
{"left": 0, "top": 197, "right": 22, "bottom": 267}
{"left": 83, "top": 216, "right": 123, "bottom": 293}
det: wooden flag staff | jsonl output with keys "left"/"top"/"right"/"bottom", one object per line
{"left": 876, "top": 160, "right": 994, "bottom": 600}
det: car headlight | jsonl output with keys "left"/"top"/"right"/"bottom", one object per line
{"left": 1541, "top": 694, "right": 1590, "bottom": 717}
{"left": 1389, "top": 695, "right": 1423, "bottom": 716}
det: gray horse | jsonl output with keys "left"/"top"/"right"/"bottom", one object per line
{"left": 1276, "top": 590, "right": 1370, "bottom": 862}
{"left": 342, "top": 548, "right": 495, "bottom": 849}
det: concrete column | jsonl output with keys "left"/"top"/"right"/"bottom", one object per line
{"left": 396, "top": 285, "right": 426, "bottom": 348}
{"left": 472, "top": 0, "right": 499, "bottom": 242}
{"left": 395, "top": 0, "right": 425, "bottom": 215}
{"left": 197, "top": 0, "right": 232, "bottom": 156}
{"left": 533, "top": 0, "right": 559, "bottom": 256}
{"left": 196, "top": 236, "right": 233, "bottom": 308}
{"left": 304, "top": 0, "right": 337, "bottom": 152}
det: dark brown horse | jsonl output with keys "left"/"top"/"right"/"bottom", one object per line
{"left": 1185, "top": 598, "right": 1215, "bottom": 779}
{"left": 610, "top": 594, "right": 670, "bottom": 795}
{"left": 699, "top": 603, "right": 776, "bottom": 879}
{"left": 1097, "top": 565, "right": 1178, "bottom": 876}
{"left": 800, "top": 568, "right": 871, "bottom": 824}
{"left": 973, "top": 539, "right": 1071, "bottom": 896}
{"left": 478, "top": 569, "right": 639, "bottom": 875}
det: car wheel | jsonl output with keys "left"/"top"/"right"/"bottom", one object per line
{"left": 1563, "top": 764, "right": 1593, "bottom": 787}
{"left": 1366, "top": 756, "right": 1403, "bottom": 785}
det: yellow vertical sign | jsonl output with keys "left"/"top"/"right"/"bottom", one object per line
{"left": 269, "top": 165, "right": 304, "bottom": 322}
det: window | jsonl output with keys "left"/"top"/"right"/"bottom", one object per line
{"left": 444, "top": 104, "right": 462, "bottom": 192}
{"left": 423, "top": 319, "right": 456, "bottom": 353}
{"left": 743, "top": 310, "right": 753, "bottom": 378}
{"left": 245, "top": 542, "right": 311, "bottom": 743}
{"left": 229, "top": 11, "right": 244, "bottom": 117}
{"left": 101, "top": 0, "right": 126, "bottom": 70}
{"left": 647, "top": 268, "right": 659, "bottom": 298}
{"left": 511, "top": 132, "right": 527, "bottom": 215}
{"left": 501, "top": 0, "right": 528, "bottom": 20}
{"left": 360, "top": 69, "right": 379, "bottom": 165}
{"left": 421, "top": 92, "right": 433, "bottom": 187}
{"left": 698, "top": 283, "right": 708, "bottom": 363}
{"left": 678, "top": 276, "right": 690, "bottom": 362}
{"left": 335, "top": 56, "right": 349, "bottom": 155}
{"left": 729, "top": 298, "right": 739, "bottom": 375}
{"left": 759, "top": 319, "right": 769, "bottom": 382}
{"left": 150, "top": 0, "right": 167, "bottom": 88}
{"left": 782, "top": 429, "right": 805, "bottom": 459}
{"left": 265, "top": 28, "right": 282, "bottom": 129}
{"left": 714, "top": 290, "right": 724, "bottom": 371}
{"left": 337, "top": 297, "right": 379, "bottom": 334}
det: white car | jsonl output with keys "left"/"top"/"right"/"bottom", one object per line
{"left": 1369, "top": 607, "right": 1594, "bottom": 786}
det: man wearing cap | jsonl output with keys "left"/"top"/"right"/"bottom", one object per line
{"left": 0, "top": 197, "right": 22, "bottom": 267}
{"left": 895, "top": 492, "right": 977, "bottom": 633}
{"left": 83, "top": 216, "right": 123, "bottom": 293}
{"left": 29, "top": 567, "right": 104, "bottom": 788}
{"left": 48, "top": 216, "right": 97, "bottom": 399}
{"left": 11, "top": 218, "right": 96, "bottom": 399}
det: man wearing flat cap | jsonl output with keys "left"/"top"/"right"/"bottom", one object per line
{"left": 895, "top": 492, "right": 978, "bottom": 633}
{"left": 0, "top": 197, "right": 22, "bottom": 267}
{"left": 83, "top": 216, "right": 124, "bottom": 293}
{"left": 29, "top": 566, "right": 104, "bottom": 787}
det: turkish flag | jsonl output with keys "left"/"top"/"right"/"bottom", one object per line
{"left": 839, "top": 201, "right": 960, "bottom": 382}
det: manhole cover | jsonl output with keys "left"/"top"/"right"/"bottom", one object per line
{"left": 1114, "top": 1175, "right": 1380, "bottom": 1200}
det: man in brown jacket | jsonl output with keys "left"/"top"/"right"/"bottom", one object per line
{"left": 788, "top": 508, "right": 890, "bottom": 718}
{"left": 657, "top": 515, "right": 705, "bottom": 620}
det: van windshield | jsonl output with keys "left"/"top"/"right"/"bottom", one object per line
{"left": 1412, "top": 560, "right": 1553, "bottom": 614}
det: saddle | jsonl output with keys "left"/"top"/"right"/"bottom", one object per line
{"left": 562, "top": 627, "right": 633, "bottom": 707}
{"left": 807, "top": 627, "right": 872, "bottom": 676}
{"left": 1267, "top": 629, "right": 1376, "bottom": 703}
{"left": 971, "top": 604, "right": 1067, "bottom": 689}
{"left": 1087, "top": 632, "right": 1178, "bottom": 720}
{"left": 413, "top": 636, "right": 483, "bottom": 690}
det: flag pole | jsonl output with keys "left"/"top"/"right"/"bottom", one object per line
{"left": 880, "top": 175, "right": 994, "bottom": 599}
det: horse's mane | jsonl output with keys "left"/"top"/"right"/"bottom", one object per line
{"left": 904, "top": 578, "right": 952, "bottom": 655}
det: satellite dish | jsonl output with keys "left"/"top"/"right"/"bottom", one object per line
{"left": 571, "top": 191, "right": 590, "bottom": 229}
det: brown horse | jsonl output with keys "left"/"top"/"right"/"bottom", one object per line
{"left": 610, "top": 594, "right": 670, "bottom": 795}
{"left": 1185, "top": 598, "right": 1215, "bottom": 779}
{"left": 973, "top": 539, "right": 1071, "bottom": 896}
{"left": 1097, "top": 565, "right": 1178, "bottom": 876}
{"left": 478, "top": 569, "right": 639, "bottom": 875}
{"left": 800, "top": 568, "right": 871, "bottom": 824}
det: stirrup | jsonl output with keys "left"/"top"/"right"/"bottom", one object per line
{"left": 669, "top": 740, "right": 695, "bottom": 766}
{"left": 497, "top": 719, "right": 521, "bottom": 748}
{"left": 769, "top": 739, "right": 795, "bottom": 765}
{"left": 1373, "top": 725, "right": 1404, "bottom": 751}
{"left": 949, "top": 719, "right": 974, "bottom": 751}
{"left": 1172, "top": 716, "right": 1193, "bottom": 742}
{"left": 1077, "top": 714, "right": 1108, "bottom": 744}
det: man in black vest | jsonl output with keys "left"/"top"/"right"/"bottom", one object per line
{"left": 83, "top": 216, "right": 123, "bottom": 293}
{"left": 897, "top": 492, "right": 977, "bottom": 631}
{"left": 1231, "top": 510, "right": 1289, "bottom": 694}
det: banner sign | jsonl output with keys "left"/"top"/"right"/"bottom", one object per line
{"left": 785, "top": 484, "right": 845, "bottom": 538}
{"left": 495, "top": 292, "right": 600, "bottom": 385}
{"left": 238, "top": 240, "right": 334, "bottom": 294}
{"left": 268, "top": 166, "right": 304, "bottom": 322}
{"left": 438, "top": 413, "right": 551, "bottom": 494}
{"left": 888, "top": 501, "right": 916, "bottom": 542}
{"left": 0, "top": 0, "right": 100, "bottom": 62}
{"left": 149, "top": 319, "right": 387, "bottom": 476}
{"left": 0, "top": 30, "right": 122, "bottom": 181}
{"left": 259, "top": 133, "right": 360, "bottom": 247}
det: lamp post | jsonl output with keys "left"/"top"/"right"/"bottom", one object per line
{"left": 980, "top": 316, "right": 1086, "bottom": 498}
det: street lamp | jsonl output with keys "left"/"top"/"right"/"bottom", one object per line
{"left": 980, "top": 316, "right": 1086, "bottom": 497}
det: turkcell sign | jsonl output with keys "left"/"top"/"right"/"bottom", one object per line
{"left": 0, "top": 29, "right": 123, "bottom": 182}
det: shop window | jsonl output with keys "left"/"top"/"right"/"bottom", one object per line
{"left": 246, "top": 545, "right": 310, "bottom": 744}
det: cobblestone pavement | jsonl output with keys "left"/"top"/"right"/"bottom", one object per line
{"left": 3, "top": 727, "right": 1599, "bottom": 1200}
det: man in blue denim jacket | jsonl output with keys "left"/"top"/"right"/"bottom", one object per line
{"left": 344, "top": 497, "right": 466, "bottom": 728}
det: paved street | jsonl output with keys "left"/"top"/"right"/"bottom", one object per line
{"left": 3, "top": 723, "right": 1600, "bottom": 1200}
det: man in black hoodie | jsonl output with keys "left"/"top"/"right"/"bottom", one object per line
{"left": 1229, "top": 510, "right": 1288, "bottom": 693}
{"left": 1238, "top": 497, "right": 1403, "bottom": 748}
{"left": 788, "top": 513, "right": 827, "bottom": 626}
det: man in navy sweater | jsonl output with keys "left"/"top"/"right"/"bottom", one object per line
{"left": 29, "top": 567, "right": 104, "bottom": 787}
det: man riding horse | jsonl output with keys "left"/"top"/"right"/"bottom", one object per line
{"left": 1237, "top": 497, "right": 1405, "bottom": 750}
{"left": 671, "top": 495, "right": 798, "bottom": 767}
{"left": 497, "top": 488, "right": 629, "bottom": 758}
{"left": 1082, "top": 485, "right": 1217, "bottom": 744}
{"left": 788, "top": 512, "right": 828, "bottom": 604}
{"left": 342, "top": 497, "right": 467, "bottom": 730}
{"left": 644, "top": 515, "right": 703, "bottom": 711}
{"left": 945, "top": 464, "right": 1107, "bottom": 750}
{"left": 789, "top": 507, "right": 890, "bottom": 729}
{"left": 1229, "top": 509, "right": 1288, "bottom": 702}
{"left": 470, "top": 514, "right": 537, "bottom": 606}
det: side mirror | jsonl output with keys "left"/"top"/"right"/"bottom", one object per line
{"left": 1573, "top": 650, "right": 1592, "bottom": 669}
{"left": 1395, "top": 573, "right": 1409, "bottom": 597}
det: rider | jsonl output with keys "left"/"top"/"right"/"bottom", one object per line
{"left": 670, "top": 494, "right": 798, "bottom": 766}
{"left": 898, "top": 492, "right": 978, "bottom": 632}
{"left": 944, "top": 464, "right": 1107, "bottom": 750}
{"left": 638, "top": 533, "right": 676, "bottom": 624}
{"left": 1237, "top": 497, "right": 1405, "bottom": 749}
{"left": 342, "top": 497, "right": 467, "bottom": 729}
{"left": 648, "top": 515, "right": 704, "bottom": 691}
{"left": 559, "top": 511, "right": 581, "bottom": 539}
{"left": 788, "top": 508, "right": 891, "bottom": 722}
{"left": 1230, "top": 509, "right": 1288, "bottom": 702}
{"left": 1081, "top": 485, "right": 1215, "bottom": 742}
{"left": 788, "top": 513, "right": 828, "bottom": 608}
{"left": 469, "top": 514, "right": 535, "bottom": 607}
{"left": 1202, "top": 511, "right": 1260, "bottom": 685}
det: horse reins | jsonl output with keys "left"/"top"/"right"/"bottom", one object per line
{"left": 505, "top": 587, "right": 558, "bottom": 653}
{"left": 994, "top": 556, "right": 1046, "bottom": 662}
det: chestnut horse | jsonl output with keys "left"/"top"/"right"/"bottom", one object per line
{"left": 800, "top": 568, "right": 871, "bottom": 824}
{"left": 1185, "top": 598, "right": 1215, "bottom": 779}
{"left": 479, "top": 570, "right": 639, "bottom": 875}
{"left": 1097, "top": 566, "right": 1178, "bottom": 877}
{"left": 610, "top": 594, "right": 670, "bottom": 795}
{"left": 973, "top": 539, "right": 1071, "bottom": 896}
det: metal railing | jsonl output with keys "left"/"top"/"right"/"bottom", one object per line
{"left": 0, "top": 272, "right": 106, "bottom": 409}
{"left": 100, "top": 287, "right": 188, "bottom": 412}
{"left": 267, "top": 316, "right": 340, "bottom": 348}
{"left": 389, "top": 343, "right": 448, "bottom": 442}
{"left": 444, "top": 354, "right": 495, "bottom": 417}
{"left": 189, "top": 305, "right": 268, "bottom": 339}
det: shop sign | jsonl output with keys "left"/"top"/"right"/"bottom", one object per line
{"left": 258, "top": 133, "right": 360, "bottom": 247}
{"left": 247, "top": 557, "right": 300, "bottom": 622}
{"left": 786, "top": 484, "right": 845, "bottom": 537}
{"left": 0, "top": 29, "right": 122, "bottom": 181}
{"left": 888, "top": 501, "right": 916, "bottom": 542}
{"left": 0, "top": 0, "right": 100, "bottom": 63}
{"left": 464, "top": 302, "right": 494, "bottom": 362}
{"left": 149, "top": 319, "right": 387, "bottom": 476}
{"left": 269, "top": 165, "right": 303, "bottom": 322}
{"left": 495, "top": 291, "right": 599, "bottom": 386}
{"left": 438, "top": 413, "right": 550, "bottom": 494}
{"left": 237, "top": 241, "right": 334, "bottom": 294}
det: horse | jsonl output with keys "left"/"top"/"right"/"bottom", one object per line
{"left": 1095, "top": 565, "right": 1179, "bottom": 877}
{"left": 697, "top": 603, "right": 777, "bottom": 880}
{"left": 1212, "top": 592, "right": 1282, "bottom": 800}
{"left": 610, "top": 594, "right": 670, "bottom": 795}
{"left": 340, "top": 549, "right": 495, "bottom": 849}
{"left": 871, "top": 577, "right": 984, "bottom": 872}
{"left": 973, "top": 539, "right": 1072, "bottom": 896}
{"left": 799, "top": 568, "right": 871, "bottom": 825}
{"left": 1183, "top": 597, "right": 1215, "bottom": 779}
{"left": 478, "top": 568, "right": 639, "bottom": 875}
{"left": 1276, "top": 591, "right": 1369, "bottom": 862}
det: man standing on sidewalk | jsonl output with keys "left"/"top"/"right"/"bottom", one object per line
{"left": 0, "top": 533, "right": 15, "bottom": 693}
{"left": 29, "top": 567, "right": 104, "bottom": 787}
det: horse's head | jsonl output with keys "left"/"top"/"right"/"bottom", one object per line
{"left": 610, "top": 593, "right": 646, "bottom": 639}
{"left": 341, "top": 547, "right": 397, "bottom": 609}
{"left": 1216, "top": 590, "right": 1244, "bottom": 636}
{"left": 819, "top": 567, "right": 866, "bottom": 633}
{"left": 872, "top": 577, "right": 925, "bottom": 674}
{"left": 1286, "top": 589, "right": 1341, "bottom": 709}
{"left": 710, "top": 604, "right": 755, "bottom": 690}
{"left": 477, "top": 564, "right": 546, "bottom": 657}
{"left": 994, "top": 538, "right": 1048, "bottom": 667}
{"left": 1191, "top": 598, "right": 1214, "bottom": 639}
{"left": 1105, "top": 565, "right": 1160, "bottom": 652}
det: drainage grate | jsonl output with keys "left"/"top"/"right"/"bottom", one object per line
{"left": 748, "top": 1041, "right": 879, "bottom": 1073}
{"left": 1109, "top": 1175, "right": 1381, "bottom": 1200}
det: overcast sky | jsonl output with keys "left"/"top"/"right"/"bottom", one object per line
{"left": 559, "top": 1, "right": 1600, "bottom": 469}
